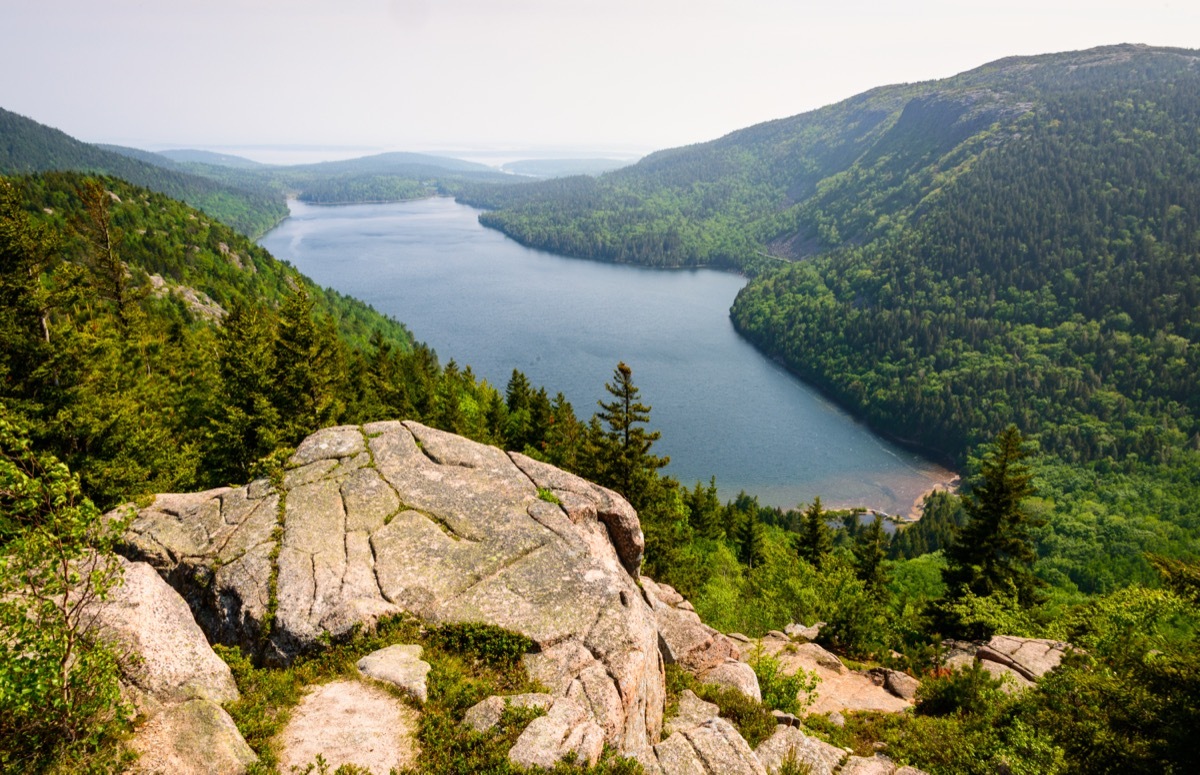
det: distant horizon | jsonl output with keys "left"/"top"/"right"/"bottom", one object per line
{"left": 4, "top": 1, "right": 1196, "bottom": 157}
{"left": 130, "top": 142, "right": 651, "bottom": 168}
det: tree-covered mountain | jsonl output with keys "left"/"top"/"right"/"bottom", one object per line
{"left": 108, "top": 145, "right": 518, "bottom": 205}
{"left": 458, "top": 45, "right": 1200, "bottom": 592}
{"left": 460, "top": 45, "right": 1199, "bottom": 270}
{"left": 500, "top": 157, "right": 634, "bottom": 178}
{"left": 159, "top": 148, "right": 266, "bottom": 168}
{"left": 0, "top": 109, "right": 288, "bottom": 237}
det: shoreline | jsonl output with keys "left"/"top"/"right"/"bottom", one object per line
{"left": 905, "top": 474, "right": 962, "bottom": 522}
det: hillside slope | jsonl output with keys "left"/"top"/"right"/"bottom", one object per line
{"left": 462, "top": 45, "right": 1200, "bottom": 272}
{"left": 462, "top": 45, "right": 1200, "bottom": 590}
{"left": 0, "top": 108, "right": 288, "bottom": 236}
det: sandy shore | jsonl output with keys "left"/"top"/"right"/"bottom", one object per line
{"left": 905, "top": 474, "right": 961, "bottom": 521}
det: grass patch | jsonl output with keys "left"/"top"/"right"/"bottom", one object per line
{"left": 537, "top": 487, "right": 561, "bottom": 505}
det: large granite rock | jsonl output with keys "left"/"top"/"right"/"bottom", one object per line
{"left": 939, "top": 635, "right": 1072, "bottom": 692}
{"left": 642, "top": 577, "right": 741, "bottom": 674}
{"left": 641, "top": 576, "right": 761, "bottom": 700}
{"left": 754, "top": 725, "right": 846, "bottom": 775}
{"left": 462, "top": 692, "right": 605, "bottom": 768}
{"left": 638, "top": 717, "right": 767, "bottom": 775}
{"left": 357, "top": 644, "right": 431, "bottom": 704}
{"left": 976, "top": 635, "right": 1070, "bottom": 682}
{"left": 507, "top": 696, "right": 607, "bottom": 769}
{"left": 118, "top": 421, "right": 663, "bottom": 754}
{"left": 128, "top": 698, "right": 257, "bottom": 775}
{"left": 663, "top": 690, "right": 719, "bottom": 737}
{"left": 87, "top": 557, "right": 253, "bottom": 774}
{"left": 758, "top": 637, "right": 910, "bottom": 715}
{"left": 463, "top": 693, "right": 557, "bottom": 732}
{"left": 91, "top": 557, "right": 239, "bottom": 712}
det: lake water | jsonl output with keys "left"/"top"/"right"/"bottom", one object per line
{"left": 261, "top": 198, "right": 952, "bottom": 514}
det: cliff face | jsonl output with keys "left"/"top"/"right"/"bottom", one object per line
{"left": 120, "top": 420, "right": 663, "bottom": 752}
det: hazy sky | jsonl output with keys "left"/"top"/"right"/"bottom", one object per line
{"left": 2, "top": 0, "right": 1196, "bottom": 160}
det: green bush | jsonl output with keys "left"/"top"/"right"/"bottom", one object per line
{"left": 915, "top": 662, "right": 1006, "bottom": 717}
{"left": 0, "top": 405, "right": 132, "bottom": 773}
{"left": 747, "top": 645, "right": 819, "bottom": 716}
{"left": 428, "top": 622, "right": 534, "bottom": 671}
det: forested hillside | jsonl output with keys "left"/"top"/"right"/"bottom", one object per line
{"left": 102, "top": 144, "right": 516, "bottom": 205}
{"left": 455, "top": 45, "right": 1200, "bottom": 593}
{"left": 460, "top": 46, "right": 1199, "bottom": 272}
{"left": 0, "top": 172, "right": 427, "bottom": 505}
{"left": 0, "top": 109, "right": 288, "bottom": 237}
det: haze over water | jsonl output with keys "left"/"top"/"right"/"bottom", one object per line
{"left": 262, "top": 197, "right": 952, "bottom": 514}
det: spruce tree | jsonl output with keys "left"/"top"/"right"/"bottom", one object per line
{"left": 735, "top": 508, "right": 765, "bottom": 569}
{"left": 943, "top": 425, "right": 1044, "bottom": 611}
{"left": 272, "top": 287, "right": 345, "bottom": 442}
{"left": 853, "top": 514, "right": 891, "bottom": 595}
{"left": 208, "top": 300, "right": 281, "bottom": 482}
{"left": 594, "top": 362, "right": 668, "bottom": 508}
{"left": 798, "top": 496, "right": 833, "bottom": 569}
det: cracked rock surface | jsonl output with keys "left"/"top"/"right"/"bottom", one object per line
{"left": 118, "top": 421, "right": 662, "bottom": 753}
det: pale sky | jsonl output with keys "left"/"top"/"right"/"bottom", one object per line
{"left": 1, "top": 0, "right": 1196, "bottom": 160}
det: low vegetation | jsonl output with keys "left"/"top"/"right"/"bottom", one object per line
{"left": 217, "top": 617, "right": 641, "bottom": 775}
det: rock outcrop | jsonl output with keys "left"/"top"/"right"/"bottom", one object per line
{"left": 758, "top": 633, "right": 911, "bottom": 715}
{"left": 118, "top": 421, "right": 663, "bottom": 754}
{"left": 638, "top": 717, "right": 767, "bottom": 775}
{"left": 940, "top": 635, "right": 1072, "bottom": 692}
{"left": 357, "top": 644, "right": 431, "bottom": 705}
{"left": 276, "top": 680, "right": 419, "bottom": 775}
{"left": 641, "top": 577, "right": 761, "bottom": 700}
{"left": 463, "top": 692, "right": 606, "bottom": 768}
{"left": 976, "top": 635, "right": 1070, "bottom": 682}
{"left": 89, "top": 557, "right": 254, "bottom": 774}
{"left": 755, "top": 726, "right": 846, "bottom": 775}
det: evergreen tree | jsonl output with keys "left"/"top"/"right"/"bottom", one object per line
{"left": 735, "top": 507, "right": 765, "bottom": 569}
{"left": 543, "top": 392, "right": 582, "bottom": 470}
{"left": 797, "top": 496, "right": 833, "bottom": 569}
{"left": 0, "top": 180, "right": 66, "bottom": 400}
{"left": 942, "top": 425, "right": 1045, "bottom": 616}
{"left": 685, "top": 477, "right": 723, "bottom": 540}
{"left": 75, "top": 180, "right": 131, "bottom": 324}
{"left": 853, "top": 514, "right": 891, "bottom": 596}
{"left": 272, "top": 287, "right": 345, "bottom": 442}
{"left": 503, "top": 369, "right": 532, "bottom": 451}
{"left": 593, "top": 362, "right": 668, "bottom": 509}
{"left": 208, "top": 300, "right": 281, "bottom": 482}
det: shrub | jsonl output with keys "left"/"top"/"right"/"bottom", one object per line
{"left": 427, "top": 622, "right": 534, "bottom": 670}
{"left": 0, "top": 405, "right": 132, "bottom": 772}
{"left": 915, "top": 662, "right": 1005, "bottom": 717}
{"left": 747, "top": 645, "right": 819, "bottom": 715}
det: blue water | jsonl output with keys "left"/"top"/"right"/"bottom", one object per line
{"left": 261, "top": 198, "right": 951, "bottom": 514}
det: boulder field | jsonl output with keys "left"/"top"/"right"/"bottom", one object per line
{"left": 106, "top": 421, "right": 947, "bottom": 773}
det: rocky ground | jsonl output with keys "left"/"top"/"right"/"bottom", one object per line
{"left": 97, "top": 422, "right": 1065, "bottom": 774}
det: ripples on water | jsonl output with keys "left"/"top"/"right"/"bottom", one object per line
{"left": 261, "top": 198, "right": 952, "bottom": 514}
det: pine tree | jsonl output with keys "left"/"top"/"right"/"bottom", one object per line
{"left": 0, "top": 180, "right": 67, "bottom": 395}
{"left": 208, "top": 300, "right": 281, "bottom": 482}
{"left": 593, "top": 362, "right": 668, "bottom": 509}
{"left": 685, "top": 477, "right": 723, "bottom": 540}
{"left": 797, "top": 496, "right": 833, "bottom": 569}
{"left": 735, "top": 507, "right": 765, "bottom": 569}
{"left": 943, "top": 425, "right": 1044, "bottom": 610}
{"left": 853, "top": 514, "right": 891, "bottom": 595}
{"left": 272, "top": 287, "right": 345, "bottom": 442}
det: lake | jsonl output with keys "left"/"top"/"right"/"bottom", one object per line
{"left": 261, "top": 197, "right": 953, "bottom": 515}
